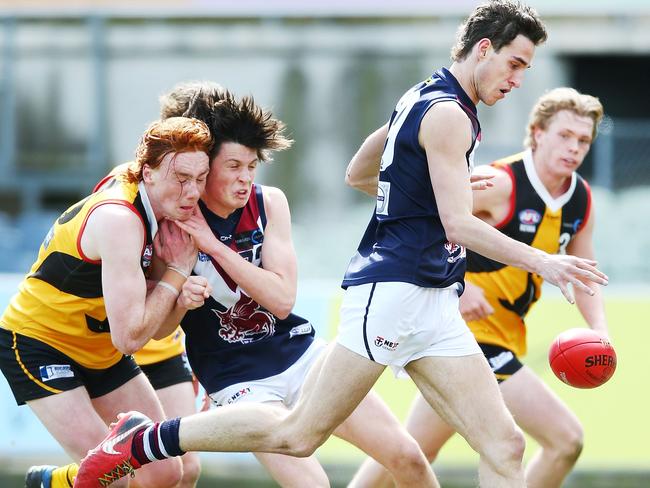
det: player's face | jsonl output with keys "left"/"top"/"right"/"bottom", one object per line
{"left": 533, "top": 110, "right": 594, "bottom": 179}
{"left": 476, "top": 34, "right": 535, "bottom": 106}
{"left": 144, "top": 150, "right": 209, "bottom": 221}
{"left": 203, "top": 142, "right": 258, "bottom": 217}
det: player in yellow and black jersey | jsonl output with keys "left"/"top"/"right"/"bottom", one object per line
{"left": 466, "top": 148, "right": 592, "bottom": 363}
{"left": 353, "top": 88, "right": 611, "bottom": 488}
{"left": 0, "top": 117, "right": 212, "bottom": 488}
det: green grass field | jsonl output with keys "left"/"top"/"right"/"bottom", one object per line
{"left": 316, "top": 291, "right": 650, "bottom": 471}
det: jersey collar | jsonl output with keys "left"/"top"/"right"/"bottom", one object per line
{"left": 522, "top": 148, "right": 576, "bottom": 212}
{"left": 138, "top": 181, "right": 158, "bottom": 239}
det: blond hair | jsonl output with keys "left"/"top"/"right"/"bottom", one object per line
{"left": 525, "top": 87, "right": 604, "bottom": 150}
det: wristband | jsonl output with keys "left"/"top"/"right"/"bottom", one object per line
{"left": 167, "top": 265, "right": 190, "bottom": 279}
{"left": 157, "top": 280, "right": 180, "bottom": 295}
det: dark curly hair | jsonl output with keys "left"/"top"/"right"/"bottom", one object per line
{"left": 451, "top": 1, "right": 547, "bottom": 61}
{"left": 160, "top": 81, "right": 292, "bottom": 162}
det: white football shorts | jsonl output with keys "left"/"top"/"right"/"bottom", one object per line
{"left": 208, "top": 338, "right": 327, "bottom": 408}
{"left": 336, "top": 282, "right": 481, "bottom": 376}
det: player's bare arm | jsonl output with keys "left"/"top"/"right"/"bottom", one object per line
{"left": 459, "top": 166, "right": 512, "bottom": 321}
{"left": 459, "top": 168, "right": 511, "bottom": 321}
{"left": 175, "top": 186, "right": 297, "bottom": 319}
{"left": 565, "top": 203, "right": 609, "bottom": 337}
{"left": 345, "top": 124, "right": 388, "bottom": 196}
{"left": 81, "top": 205, "right": 193, "bottom": 353}
{"left": 347, "top": 122, "right": 494, "bottom": 197}
{"left": 422, "top": 101, "right": 608, "bottom": 304}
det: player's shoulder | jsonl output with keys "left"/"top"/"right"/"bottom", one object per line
{"left": 260, "top": 185, "right": 290, "bottom": 217}
{"left": 427, "top": 99, "right": 468, "bottom": 120}
{"left": 88, "top": 200, "right": 143, "bottom": 229}
{"left": 491, "top": 151, "right": 525, "bottom": 168}
{"left": 260, "top": 185, "right": 288, "bottom": 203}
{"left": 421, "top": 101, "right": 474, "bottom": 144}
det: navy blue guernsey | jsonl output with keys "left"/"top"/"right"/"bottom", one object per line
{"left": 181, "top": 184, "right": 314, "bottom": 394}
{"left": 343, "top": 68, "right": 481, "bottom": 291}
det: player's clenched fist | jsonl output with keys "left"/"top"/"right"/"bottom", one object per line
{"left": 178, "top": 275, "right": 211, "bottom": 310}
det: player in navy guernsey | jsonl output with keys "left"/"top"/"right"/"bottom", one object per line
{"left": 353, "top": 88, "right": 612, "bottom": 488}
{"left": 343, "top": 67, "right": 481, "bottom": 291}
{"left": 182, "top": 186, "right": 314, "bottom": 395}
{"left": 75, "top": 5, "right": 608, "bottom": 488}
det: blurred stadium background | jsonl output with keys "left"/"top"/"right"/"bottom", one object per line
{"left": 0, "top": 0, "right": 649, "bottom": 486}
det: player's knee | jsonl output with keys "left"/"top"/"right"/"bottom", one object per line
{"left": 139, "top": 458, "right": 183, "bottom": 488}
{"left": 180, "top": 453, "right": 202, "bottom": 486}
{"left": 489, "top": 425, "right": 526, "bottom": 471}
{"left": 283, "top": 433, "right": 325, "bottom": 457}
{"left": 504, "top": 428, "right": 526, "bottom": 475}
{"left": 388, "top": 440, "right": 431, "bottom": 478}
{"left": 421, "top": 442, "right": 443, "bottom": 463}
{"left": 551, "top": 422, "right": 584, "bottom": 464}
{"left": 279, "top": 423, "right": 330, "bottom": 457}
{"left": 507, "top": 426, "right": 526, "bottom": 462}
{"left": 277, "top": 412, "right": 331, "bottom": 457}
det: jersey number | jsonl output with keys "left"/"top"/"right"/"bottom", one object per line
{"left": 558, "top": 232, "right": 571, "bottom": 255}
{"left": 380, "top": 88, "right": 420, "bottom": 172}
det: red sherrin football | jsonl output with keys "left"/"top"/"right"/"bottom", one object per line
{"left": 548, "top": 328, "right": 617, "bottom": 388}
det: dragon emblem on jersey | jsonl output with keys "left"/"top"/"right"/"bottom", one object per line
{"left": 215, "top": 295, "right": 276, "bottom": 344}
{"left": 444, "top": 241, "right": 466, "bottom": 264}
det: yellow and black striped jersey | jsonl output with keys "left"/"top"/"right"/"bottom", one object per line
{"left": 466, "top": 150, "right": 591, "bottom": 357}
{"left": 0, "top": 174, "right": 156, "bottom": 369}
{"left": 95, "top": 163, "right": 185, "bottom": 367}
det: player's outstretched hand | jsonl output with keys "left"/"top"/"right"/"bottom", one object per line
{"left": 538, "top": 254, "right": 608, "bottom": 304}
{"left": 178, "top": 275, "right": 211, "bottom": 310}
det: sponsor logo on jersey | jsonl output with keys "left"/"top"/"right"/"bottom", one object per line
{"left": 374, "top": 336, "right": 399, "bottom": 351}
{"left": 376, "top": 181, "right": 390, "bottom": 216}
{"left": 39, "top": 364, "right": 74, "bottom": 381}
{"left": 215, "top": 295, "right": 276, "bottom": 344}
{"left": 289, "top": 323, "right": 312, "bottom": 338}
{"left": 234, "top": 229, "right": 265, "bottom": 250}
{"left": 219, "top": 234, "right": 232, "bottom": 242}
{"left": 518, "top": 208, "right": 541, "bottom": 233}
{"left": 444, "top": 241, "right": 466, "bottom": 264}
{"left": 488, "top": 351, "right": 514, "bottom": 372}
{"left": 141, "top": 244, "right": 153, "bottom": 268}
{"left": 227, "top": 387, "right": 251, "bottom": 404}
{"left": 43, "top": 225, "right": 55, "bottom": 249}
{"left": 571, "top": 218, "right": 583, "bottom": 232}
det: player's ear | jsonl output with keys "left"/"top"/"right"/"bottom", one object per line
{"left": 142, "top": 164, "right": 153, "bottom": 183}
{"left": 476, "top": 38, "right": 491, "bottom": 60}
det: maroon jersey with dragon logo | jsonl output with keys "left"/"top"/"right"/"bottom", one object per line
{"left": 181, "top": 184, "right": 315, "bottom": 393}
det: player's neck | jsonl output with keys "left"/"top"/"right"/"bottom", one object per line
{"left": 448, "top": 62, "right": 479, "bottom": 105}
{"left": 531, "top": 155, "right": 572, "bottom": 197}
{"left": 201, "top": 196, "right": 237, "bottom": 220}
